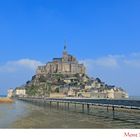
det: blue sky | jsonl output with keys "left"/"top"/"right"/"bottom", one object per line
{"left": 0, "top": 0, "right": 140, "bottom": 96}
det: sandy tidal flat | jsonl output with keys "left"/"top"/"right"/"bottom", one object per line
{"left": 0, "top": 98, "right": 14, "bottom": 103}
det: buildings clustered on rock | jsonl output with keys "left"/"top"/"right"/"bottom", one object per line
{"left": 8, "top": 46, "right": 128, "bottom": 99}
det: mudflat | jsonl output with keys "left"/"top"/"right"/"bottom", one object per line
{"left": 0, "top": 98, "right": 14, "bottom": 103}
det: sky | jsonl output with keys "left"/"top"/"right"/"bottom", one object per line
{"left": 0, "top": 0, "right": 140, "bottom": 96}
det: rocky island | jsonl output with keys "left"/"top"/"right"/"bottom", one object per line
{"left": 9, "top": 46, "right": 128, "bottom": 99}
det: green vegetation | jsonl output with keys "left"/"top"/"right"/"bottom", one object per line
{"left": 39, "top": 76, "right": 47, "bottom": 83}
{"left": 26, "top": 85, "right": 38, "bottom": 96}
{"left": 26, "top": 82, "right": 51, "bottom": 97}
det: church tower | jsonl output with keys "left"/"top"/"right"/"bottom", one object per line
{"left": 62, "top": 42, "right": 68, "bottom": 62}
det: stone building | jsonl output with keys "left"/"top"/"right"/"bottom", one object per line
{"left": 36, "top": 46, "right": 86, "bottom": 75}
{"left": 7, "top": 88, "right": 14, "bottom": 98}
{"left": 15, "top": 87, "right": 26, "bottom": 97}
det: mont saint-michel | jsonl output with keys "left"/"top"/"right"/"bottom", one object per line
{"left": 8, "top": 46, "right": 128, "bottom": 99}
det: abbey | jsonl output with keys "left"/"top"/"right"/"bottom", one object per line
{"left": 36, "top": 46, "right": 85, "bottom": 75}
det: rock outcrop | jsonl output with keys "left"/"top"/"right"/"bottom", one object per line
{"left": 24, "top": 47, "right": 128, "bottom": 99}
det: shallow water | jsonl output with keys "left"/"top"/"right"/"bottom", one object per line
{"left": 0, "top": 100, "right": 140, "bottom": 128}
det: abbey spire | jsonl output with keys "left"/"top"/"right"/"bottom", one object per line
{"left": 63, "top": 41, "right": 67, "bottom": 54}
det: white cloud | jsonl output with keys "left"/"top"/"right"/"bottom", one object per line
{"left": 80, "top": 56, "right": 119, "bottom": 71}
{"left": 80, "top": 52, "right": 140, "bottom": 71}
{"left": 0, "top": 59, "right": 44, "bottom": 73}
{"left": 123, "top": 59, "right": 140, "bottom": 68}
{"left": 95, "top": 57, "right": 118, "bottom": 67}
{"left": 15, "top": 59, "right": 43, "bottom": 69}
{"left": 108, "top": 54, "right": 125, "bottom": 59}
{"left": 130, "top": 52, "right": 140, "bottom": 57}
